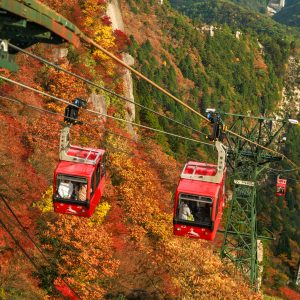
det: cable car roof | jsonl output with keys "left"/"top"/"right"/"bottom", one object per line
{"left": 55, "top": 147, "right": 105, "bottom": 177}
{"left": 55, "top": 160, "right": 96, "bottom": 177}
{"left": 65, "top": 146, "right": 105, "bottom": 164}
{"left": 182, "top": 161, "right": 218, "bottom": 177}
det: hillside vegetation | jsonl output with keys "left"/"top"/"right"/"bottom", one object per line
{"left": 273, "top": 0, "right": 300, "bottom": 28}
{"left": 125, "top": 0, "right": 300, "bottom": 297}
{"left": 0, "top": 0, "right": 262, "bottom": 299}
{"left": 124, "top": 0, "right": 294, "bottom": 162}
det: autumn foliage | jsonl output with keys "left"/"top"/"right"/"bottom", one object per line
{"left": 0, "top": 0, "right": 266, "bottom": 299}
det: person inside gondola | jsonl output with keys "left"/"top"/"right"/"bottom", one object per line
{"left": 58, "top": 180, "right": 74, "bottom": 199}
{"left": 277, "top": 186, "right": 284, "bottom": 194}
{"left": 195, "top": 202, "right": 211, "bottom": 224}
{"left": 78, "top": 184, "right": 87, "bottom": 201}
{"left": 179, "top": 201, "right": 194, "bottom": 221}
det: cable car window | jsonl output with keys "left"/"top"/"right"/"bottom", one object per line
{"left": 101, "top": 154, "right": 106, "bottom": 178}
{"left": 91, "top": 172, "right": 96, "bottom": 197}
{"left": 215, "top": 193, "right": 220, "bottom": 218}
{"left": 277, "top": 186, "right": 284, "bottom": 194}
{"left": 56, "top": 175, "right": 88, "bottom": 202}
{"left": 177, "top": 194, "right": 212, "bottom": 226}
{"left": 96, "top": 163, "right": 101, "bottom": 186}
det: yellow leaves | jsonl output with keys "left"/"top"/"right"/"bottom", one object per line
{"left": 94, "top": 25, "right": 116, "bottom": 49}
{"left": 84, "top": 16, "right": 94, "bottom": 28}
{"left": 44, "top": 65, "right": 87, "bottom": 101}
{"left": 45, "top": 101, "right": 64, "bottom": 113}
{"left": 40, "top": 215, "right": 120, "bottom": 299}
{"left": 33, "top": 186, "right": 53, "bottom": 213}
{"left": 91, "top": 126, "right": 260, "bottom": 298}
{"left": 89, "top": 201, "right": 111, "bottom": 225}
{"left": 80, "top": 0, "right": 118, "bottom": 76}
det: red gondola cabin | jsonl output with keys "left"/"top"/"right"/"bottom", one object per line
{"left": 173, "top": 142, "right": 227, "bottom": 240}
{"left": 276, "top": 177, "right": 287, "bottom": 197}
{"left": 53, "top": 126, "right": 106, "bottom": 217}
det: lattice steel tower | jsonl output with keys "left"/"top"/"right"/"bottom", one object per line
{"left": 220, "top": 113, "right": 290, "bottom": 289}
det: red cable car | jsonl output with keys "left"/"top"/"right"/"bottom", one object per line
{"left": 276, "top": 176, "right": 287, "bottom": 197}
{"left": 53, "top": 126, "right": 106, "bottom": 217}
{"left": 173, "top": 141, "right": 227, "bottom": 240}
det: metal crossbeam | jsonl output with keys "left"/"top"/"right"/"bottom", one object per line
{"left": 0, "top": 0, "right": 83, "bottom": 70}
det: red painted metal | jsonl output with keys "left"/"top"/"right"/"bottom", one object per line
{"left": 53, "top": 146, "right": 105, "bottom": 217}
{"left": 276, "top": 177, "right": 287, "bottom": 197}
{"left": 173, "top": 162, "right": 226, "bottom": 241}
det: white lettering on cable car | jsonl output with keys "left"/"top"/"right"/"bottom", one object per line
{"left": 66, "top": 206, "right": 78, "bottom": 214}
{"left": 188, "top": 228, "right": 200, "bottom": 237}
{"left": 234, "top": 180, "right": 255, "bottom": 187}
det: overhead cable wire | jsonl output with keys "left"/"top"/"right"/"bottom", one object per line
{"left": 5, "top": 43, "right": 296, "bottom": 165}
{"left": 0, "top": 206, "right": 71, "bottom": 300}
{"left": 0, "top": 194, "right": 143, "bottom": 298}
{"left": 0, "top": 199, "right": 108, "bottom": 300}
{"left": 1, "top": 194, "right": 161, "bottom": 298}
{"left": 267, "top": 172, "right": 300, "bottom": 183}
{"left": 0, "top": 195, "right": 167, "bottom": 299}
{"left": 0, "top": 75, "right": 213, "bottom": 147}
{"left": 81, "top": 36, "right": 210, "bottom": 123}
{"left": 0, "top": 116, "right": 176, "bottom": 186}
{"left": 266, "top": 167, "right": 300, "bottom": 173}
{"left": 0, "top": 217, "right": 80, "bottom": 299}
{"left": 219, "top": 110, "right": 291, "bottom": 123}
{"left": 8, "top": 42, "right": 206, "bottom": 137}
{"left": 4, "top": 94, "right": 295, "bottom": 179}
{"left": 0, "top": 92, "right": 191, "bottom": 150}
{"left": 0, "top": 219, "right": 40, "bottom": 270}
{"left": 0, "top": 94, "right": 136, "bottom": 144}
{"left": 0, "top": 94, "right": 202, "bottom": 169}
{"left": 80, "top": 35, "right": 299, "bottom": 168}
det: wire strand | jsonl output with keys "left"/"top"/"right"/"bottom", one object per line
{"left": 0, "top": 109, "right": 176, "bottom": 185}
{"left": 8, "top": 42, "right": 207, "bottom": 137}
{"left": 267, "top": 171, "right": 300, "bottom": 183}
{"left": 80, "top": 35, "right": 299, "bottom": 168}
{"left": 0, "top": 216, "right": 80, "bottom": 299}
{"left": 266, "top": 167, "right": 300, "bottom": 173}
{"left": 0, "top": 75, "right": 213, "bottom": 147}
{"left": 0, "top": 203, "right": 79, "bottom": 299}
{"left": 1, "top": 93, "right": 297, "bottom": 176}
{"left": 0, "top": 194, "right": 167, "bottom": 299}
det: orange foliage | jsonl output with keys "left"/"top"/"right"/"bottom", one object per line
{"left": 41, "top": 216, "right": 120, "bottom": 299}
{"left": 105, "top": 128, "right": 260, "bottom": 299}
{"left": 0, "top": 2, "right": 263, "bottom": 299}
{"left": 39, "top": 0, "right": 79, "bottom": 24}
{"left": 41, "top": 64, "right": 88, "bottom": 112}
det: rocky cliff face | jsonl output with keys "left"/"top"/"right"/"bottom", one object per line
{"left": 281, "top": 56, "right": 300, "bottom": 117}
{"left": 106, "top": 0, "right": 136, "bottom": 136}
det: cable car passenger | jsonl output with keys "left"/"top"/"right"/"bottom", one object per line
{"left": 58, "top": 180, "right": 74, "bottom": 199}
{"left": 179, "top": 201, "right": 194, "bottom": 221}
{"left": 56, "top": 176, "right": 89, "bottom": 202}
{"left": 78, "top": 184, "right": 88, "bottom": 201}
{"left": 277, "top": 186, "right": 284, "bottom": 194}
{"left": 173, "top": 141, "right": 227, "bottom": 240}
{"left": 195, "top": 202, "right": 211, "bottom": 224}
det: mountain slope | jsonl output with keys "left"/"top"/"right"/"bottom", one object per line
{"left": 231, "top": 0, "right": 268, "bottom": 12}
{"left": 0, "top": 0, "right": 261, "bottom": 299}
{"left": 170, "top": 0, "right": 300, "bottom": 295}
{"left": 171, "top": 0, "right": 268, "bottom": 13}
{"left": 273, "top": 0, "right": 300, "bottom": 28}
